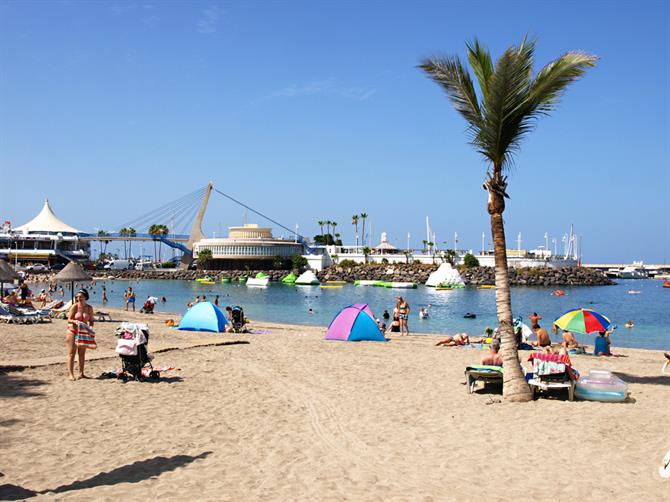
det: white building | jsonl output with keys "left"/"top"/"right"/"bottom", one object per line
{"left": 194, "top": 223, "right": 304, "bottom": 270}
{"left": 0, "top": 199, "right": 89, "bottom": 264}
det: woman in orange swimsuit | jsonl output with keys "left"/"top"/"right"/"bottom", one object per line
{"left": 66, "top": 289, "right": 94, "bottom": 380}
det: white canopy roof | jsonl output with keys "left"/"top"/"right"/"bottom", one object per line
{"left": 15, "top": 199, "right": 81, "bottom": 234}
{"left": 374, "top": 231, "right": 397, "bottom": 251}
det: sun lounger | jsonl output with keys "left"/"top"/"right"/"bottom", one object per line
{"left": 50, "top": 300, "right": 72, "bottom": 319}
{"left": 0, "top": 305, "right": 38, "bottom": 324}
{"left": 526, "top": 352, "right": 576, "bottom": 401}
{"left": 465, "top": 365, "right": 503, "bottom": 394}
{"left": 40, "top": 300, "right": 63, "bottom": 311}
{"left": 95, "top": 311, "right": 112, "bottom": 322}
{"left": 5, "top": 304, "right": 52, "bottom": 323}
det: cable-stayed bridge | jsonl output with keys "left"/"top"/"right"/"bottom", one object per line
{"left": 80, "top": 182, "right": 311, "bottom": 268}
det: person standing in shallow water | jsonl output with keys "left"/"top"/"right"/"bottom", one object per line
{"left": 125, "top": 287, "right": 136, "bottom": 311}
{"left": 397, "top": 296, "right": 410, "bottom": 336}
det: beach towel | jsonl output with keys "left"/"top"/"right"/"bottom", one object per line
{"left": 100, "top": 366, "right": 177, "bottom": 379}
{"left": 69, "top": 322, "right": 97, "bottom": 349}
{"left": 528, "top": 352, "right": 576, "bottom": 380}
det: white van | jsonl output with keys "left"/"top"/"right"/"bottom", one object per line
{"left": 104, "top": 259, "right": 132, "bottom": 270}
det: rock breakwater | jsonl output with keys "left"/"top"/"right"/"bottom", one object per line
{"left": 97, "top": 264, "right": 613, "bottom": 286}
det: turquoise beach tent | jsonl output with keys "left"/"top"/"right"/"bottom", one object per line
{"left": 325, "top": 303, "right": 386, "bottom": 342}
{"left": 178, "top": 302, "right": 228, "bottom": 332}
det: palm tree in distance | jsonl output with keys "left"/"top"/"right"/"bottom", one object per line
{"left": 97, "top": 229, "right": 110, "bottom": 260}
{"left": 351, "top": 215, "right": 359, "bottom": 248}
{"left": 331, "top": 221, "right": 337, "bottom": 245}
{"left": 148, "top": 224, "right": 160, "bottom": 262}
{"left": 127, "top": 227, "right": 136, "bottom": 259}
{"left": 157, "top": 224, "right": 169, "bottom": 262}
{"left": 119, "top": 227, "right": 129, "bottom": 259}
{"left": 420, "top": 37, "right": 597, "bottom": 401}
{"left": 318, "top": 220, "right": 325, "bottom": 242}
{"left": 360, "top": 213, "right": 368, "bottom": 247}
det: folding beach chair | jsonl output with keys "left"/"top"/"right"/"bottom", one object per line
{"left": 465, "top": 365, "right": 503, "bottom": 394}
{"left": 526, "top": 352, "right": 576, "bottom": 401}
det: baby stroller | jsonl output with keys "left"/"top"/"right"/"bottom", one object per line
{"left": 230, "top": 306, "right": 247, "bottom": 333}
{"left": 140, "top": 297, "right": 155, "bottom": 314}
{"left": 114, "top": 322, "right": 159, "bottom": 381}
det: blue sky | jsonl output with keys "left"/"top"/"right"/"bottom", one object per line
{"left": 1, "top": 0, "right": 668, "bottom": 263}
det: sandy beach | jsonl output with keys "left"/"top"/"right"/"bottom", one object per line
{"left": 1, "top": 309, "right": 668, "bottom": 501}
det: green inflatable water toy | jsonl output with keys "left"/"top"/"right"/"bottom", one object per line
{"left": 281, "top": 272, "right": 297, "bottom": 284}
{"left": 238, "top": 277, "right": 247, "bottom": 283}
{"left": 221, "top": 277, "right": 232, "bottom": 283}
{"left": 255, "top": 272, "right": 268, "bottom": 279}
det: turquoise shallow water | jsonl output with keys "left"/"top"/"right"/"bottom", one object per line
{"left": 43, "top": 278, "right": 669, "bottom": 350}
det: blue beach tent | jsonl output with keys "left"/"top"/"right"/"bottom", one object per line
{"left": 178, "top": 302, "right": 228, "bottom": 332}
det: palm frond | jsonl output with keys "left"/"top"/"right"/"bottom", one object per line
{"left": 528, "top": 52, "right": 598, "bottom": 114}
{"left": 476, "top": 39, "right": 535, "bottom": 168}
{"left": 419, "top": 57, "right": 482, "bottom": 129}
{"left": 421, "top": 37, "right": 597, "bottom": 173}
{"left": 466, "top": 39, "right": 493, "bottom": 100}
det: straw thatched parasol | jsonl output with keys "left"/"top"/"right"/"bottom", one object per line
{"left": 54, "top": 262, "right": 92, "bottom": 301}
{"left": 0, "top": 260, "right": 20, "bottom": 297}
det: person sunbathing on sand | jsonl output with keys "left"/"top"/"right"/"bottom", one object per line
{"left": 481, "top": 339, "right": 503, "bottom": 366}
{"left": 436, "top": 333, "right": 472, "bottom": 346}
{"left": 562, "top": 330, "right": 579, "bottom": 348}
{"left": 531, "top": 326, "right": 551, "bottom": 347}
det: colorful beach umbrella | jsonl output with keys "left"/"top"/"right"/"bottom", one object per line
{"left": 554, "top": 308, "right": 611, "bottom": 334}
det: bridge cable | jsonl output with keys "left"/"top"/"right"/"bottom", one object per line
{"left": 213, "top": 188, "right": 306, "bottom": 241}
{"left": 116, "top": 186, "right": 207, "bottom": 232}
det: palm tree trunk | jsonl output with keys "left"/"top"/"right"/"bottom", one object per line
{"left": 489, "top": 185, "right": 532, "bottom": 402}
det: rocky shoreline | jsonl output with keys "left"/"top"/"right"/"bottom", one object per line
{"left": 85, "top": 264, "right": 614, "bottom": 287}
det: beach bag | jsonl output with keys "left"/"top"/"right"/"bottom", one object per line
{"left": 116, "top": 338, "right": 138, "bottom": 356}
{"left": 74, "top": 323, "right": 97, "bottom": 349}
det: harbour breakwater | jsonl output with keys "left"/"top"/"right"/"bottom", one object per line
{"left": 96, "top": 264, "right": 613, "bottom": 286}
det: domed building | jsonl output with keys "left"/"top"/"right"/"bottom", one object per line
{"left": 0, "top": 199, "right": 89, "bottom": 265}
{"left": 193, "top": 223, "right": 304, "bottom": 270}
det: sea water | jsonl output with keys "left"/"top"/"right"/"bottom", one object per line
{"left": 46, "top": 278, "right": 669, "bottom": 351}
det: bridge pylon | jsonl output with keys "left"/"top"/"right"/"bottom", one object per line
{"left": 180, "top": 182, "right": 213, "bottom": 269}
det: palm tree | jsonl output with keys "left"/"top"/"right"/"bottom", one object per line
{"left": 360, "top": 213, "right": 368, "bottom": 247}
{"left": 318, "top": 220, "right": 325, "bottom": 241}
{"left": 351, "top": 215, "right": 359, "bottom": 248}
{"left": 97, "top": 230, "right": 110, "bottom": 260}
{"left": 157, "top": 224, "right": 169, "bottom": 262}
{"left": 331, "top": 221, "right": 337, "bottom": 245}
{"left": 119, "top": 227, "right": 129, "bottom": 259}
{"left": 420, "top": 37, "right": 596, "bottom": 401}
{"left": 362, "top": 246, "right": 371, "bottom": 264}
{"left": 127, "top": 227, "right": 136, "bottom": 258}
{"left": 148, "top": 224, "right": 160, "bottom": 262}
{"left": 443, "top": 249, "right": 457, "bottom": 266}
